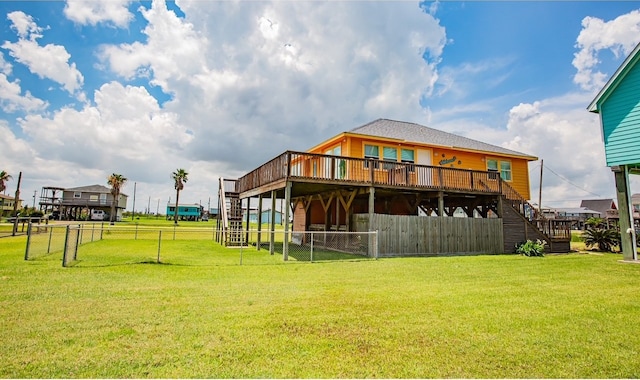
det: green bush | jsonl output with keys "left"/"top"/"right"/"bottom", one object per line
{"left": 516, "top": 239, "right": 546, "bottom": 257}
{"left": 582, "top": 227, "right": 620, "bottom": 253}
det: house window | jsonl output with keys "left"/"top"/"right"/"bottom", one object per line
{"left": 500, "top": 161, "right": 512, "bottom": 181}
{"left": 74, "top": 192, "right": 82, "bottom": 198}
{"left": 364, "top": 144, "right": 379, "bottom": 160}
{"left": 401, "top": 149, "right": 415, "bottom": 172}
{"left": 383, "top": 147, "right": 398, "bottom": 170}
{"left": 364, "top": 144, "right": 379, "bottom": 168}
{"left": 99, "top": 193, "right": 107, "bottom": 205}
{"left": 487, "top": 159, "right": 512, "bottom": 181}
{"left": 401, "top": 149, "right": 414, "bottom": 163}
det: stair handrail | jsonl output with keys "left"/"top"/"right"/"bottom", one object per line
{"left": 219, "top": 177, "right": 229, "bottom": 230}
{"left": 500, "top": 180, "right": 570, "bottom": 239}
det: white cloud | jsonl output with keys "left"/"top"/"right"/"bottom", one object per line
{"left": 2, "top": 11, "right": 84, "bottom": 95}
{"left": 64, "top": 0, "right": 134, "bottom": 28}
{"left": 0, "top": 52, "right": 48, "bottom": 113}
{"left": 0, "top": 73, "right": 48, "bottom": 113}
{"left": 2, "top": 81, "right": 203, "bottom": 202}
{"left": 573, "top": 10, "right": 640, "bottom": 91}
{"left": 431, "top": 88, "right": 618, "bottom": 208}
{"left": 96, "top": 0, "right": 446, "bottom": 173}
{"left": 6, "top": 10, "right": 43, "bottom": 39}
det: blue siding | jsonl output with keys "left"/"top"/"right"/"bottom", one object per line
{"left": 166, "top": 205, "right": 202, "bottom": 216}
{"left": 602, "top": 61, "right": 640, "bottom": 166}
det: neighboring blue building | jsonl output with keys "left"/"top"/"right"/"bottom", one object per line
{"left": 245, "top": 208, "right": 283, "bottom": 224}
{"left": 588, "top": 41, "right": 640, "bottom": 261}
{"left": 166, "top": 204, "right": 204, "bottom": 221}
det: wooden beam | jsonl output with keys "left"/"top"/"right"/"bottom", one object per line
{"left": 257, "top": 194, "right": 263, "bottom": 250}
{"left": 270, "top": 190, "right": 276, "bottom": 255}
{"left": 283, "top": 181, "right": 292, "bottom": 261}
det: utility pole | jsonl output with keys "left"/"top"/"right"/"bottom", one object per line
{"left": 32, "top": 190, "right": 36, "bottom": 210}
{"left": 131, "top": 182, "right": 137, "bottom": 220}
{"left": 538, "top": 159, "right": 544, "bottom": 218}
{"left": 12, "top": 172, "right": 22, "bottom": 236}
{"left": 147, "top": 196, "right": 151, "bottom": 216}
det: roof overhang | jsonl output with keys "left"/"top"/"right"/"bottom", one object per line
{"left": 588, "top": 41, "right": 640, "bottom": 113}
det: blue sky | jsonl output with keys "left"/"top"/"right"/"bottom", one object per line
{"left": 1, "top": 0, "right": 639, "bottom": 211}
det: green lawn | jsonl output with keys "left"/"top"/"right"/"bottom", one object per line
{"left": 2, "top": 234, "right": 640, "bottom": 378}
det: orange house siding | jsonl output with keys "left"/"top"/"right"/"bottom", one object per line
{"left": 307, "top": 134, "right": 533, "bottom": 200}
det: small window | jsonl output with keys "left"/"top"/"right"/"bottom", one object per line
{"left": 500, "top": 161, "right": 512, "bottom": 181}
{"left": 73, "top": 192, "right": 82, "bottom": 198}
{"left": 364, "top": 144, "right": 379, "bottom": 160}
{"left": 382, "top": 147, "right": 398, "bottom": 170}
{"left": 401, "top": 149, "right": 415, "bottom": 172}
{"left": 487, "top": 159, "right": 511, "bottom": 181}
{"left": 401, "top": 149, "right": 414, "bottom": 163}
{"left": 364, "top": 144, "right": 380, "bottom": 168}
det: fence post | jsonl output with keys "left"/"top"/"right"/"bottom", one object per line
{"left": 47, "top": 226, "right": 53, "bottom": 254}
{"left": 62, "top": 225, "right": 71, "bottom": 267}
{"left": 100, "top": 222, "right": 104, "bottom": 240}
{"left": 240, "top": 242, "right": 243, "bottom": 266}
{"left": 310, "top": 232, "right": 314, "bottom": 262}
{"left": 375, "top": 230, "right": 379, "bottom": 260}
{"left": 24, "top": 220, "right": 32, "bottom": 260}
{"left": 73, "top": 225, "right": 80, "bottom": 261}
{"left": 157, "top": 230, "right": 162, "bottom": 263}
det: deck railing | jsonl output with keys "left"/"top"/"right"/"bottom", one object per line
{"left": 236, "top": 151, "right": 505, "bottom": 195}
{"left": 235, "top": 150, "right": 571, "bottom": 242}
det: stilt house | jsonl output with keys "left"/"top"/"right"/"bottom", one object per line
{"left": 588, "top": 41, "right": 640, "bottom": 261}
{"left": 218, "top": 119, "right": 571, "bottom": 257}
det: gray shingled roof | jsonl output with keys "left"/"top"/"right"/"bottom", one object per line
{"left": 349, "top": 118, "right": 536, "bottom": 159}
{"left": 580, "top": 199, "right": 616, "bottom": 215}
{"left": 65, "top": 184, "right": 128, "bottom": 197}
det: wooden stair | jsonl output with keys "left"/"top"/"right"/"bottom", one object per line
{"left": 216, "top": 178, "right": 245, "bottom": 247}
{"left": 501, "top": 182, "right": 571, "bottom": 253}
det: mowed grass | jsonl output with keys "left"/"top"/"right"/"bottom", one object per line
{"left": 2, "top": 233, "right": 640, "bottom": 378}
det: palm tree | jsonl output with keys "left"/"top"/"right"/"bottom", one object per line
{"left": 0, "top": 170, "right": 12, "bottom": 220}
{"left": 171, "top": 169, "right": 188, "bottom": 225}
{"left": 107, "top": 173, "right": 127, "bottom": 225}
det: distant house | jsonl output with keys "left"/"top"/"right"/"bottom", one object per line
{"left": 545, "top": 207, "right": 602, "bottom": 230}
{"left": 245, "top": 208, "right": 283, "bottom": 224}
{"left": 166, "top": 204, "right": 204, "bottom": 221}
{"left": 0, "top": 194, "right": 23, "bottom": 218}
{"left": 39, "top": 184, "right": 128, "bottom": 221}
{"left": 579, "top": 199, "right": 617, "bottom": 219}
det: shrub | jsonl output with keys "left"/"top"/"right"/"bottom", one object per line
{"left": 516, "top": 239, "right": 546, "bottom": 257}
{"left": 582, "top": 227, "right": 620, "bottom": 253}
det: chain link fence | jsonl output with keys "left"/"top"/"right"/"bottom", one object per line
{"left": 23, "top": 223, "right": 378, "bottom": 267}
{"left": 23, "top": 223, "right": 69, "bottom": 260}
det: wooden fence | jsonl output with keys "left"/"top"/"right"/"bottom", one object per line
{"left": 352, "top": 213, "right": 504, "bottom": 257}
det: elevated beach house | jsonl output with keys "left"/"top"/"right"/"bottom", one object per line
{"left": 588, "top": 41, "right": 640, "bottom": 261}
{"left": 218, "top": 119, "right": 570, "bottom": 257}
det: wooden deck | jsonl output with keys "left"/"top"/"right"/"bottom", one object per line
{"left": 236, "top": 151, "right": 505, "bottom": 198}
{"left": 232, "top": 151, "right": 571, "bottom": 253}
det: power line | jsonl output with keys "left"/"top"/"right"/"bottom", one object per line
{"left": 529, "top": 161, "right": 603, "bottom": 197}
{"left": 542, "top": 164, "right": 603, "bottom": 198}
